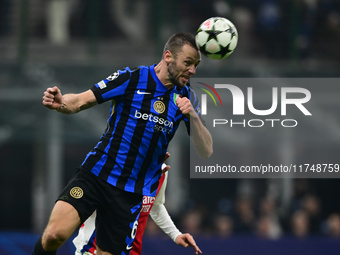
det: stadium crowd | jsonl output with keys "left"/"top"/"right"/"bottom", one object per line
{"left": 1, "top": 0, "right": 340, "bottom": 63}
{"left": 144, "top": 178, "right": 340, "bottom": 240}
{"left": 179, "top": 0, "right": 340, "bottom": 62}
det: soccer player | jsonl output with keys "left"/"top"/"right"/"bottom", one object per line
{"left": 73, "top": 170, "right": 202, "bottom": 255}
{"left": 34, "top": 32, "right": 212, "bottom": 255}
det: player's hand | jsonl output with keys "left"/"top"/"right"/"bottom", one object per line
{"left": 175, "top": 233, "right": 202, "bottom": 254}
{"left": 42, "top": 86, "right": 63, "bottom": 110}
{"left": 162, "top": 152, "right": 171, "bottom": 173}
{"left": 176, "top": 96, "right": 192, "bottom": 116}
{"left": 163, "top": 152, "right": 170, "bottom": 162}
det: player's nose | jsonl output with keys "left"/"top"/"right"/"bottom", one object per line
{"left": 188, "top": 65, "right": 196, "bottom": 75}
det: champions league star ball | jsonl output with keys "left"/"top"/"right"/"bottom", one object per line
{"left": 195, "top": 17, "right": 238, "bottom": 60}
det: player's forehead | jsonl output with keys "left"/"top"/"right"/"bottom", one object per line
{"left": 177, "top": 44, "right": 201, "bottom": 63}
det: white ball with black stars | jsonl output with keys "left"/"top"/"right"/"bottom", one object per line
{"left": 195, "top": 17, "right": 238, "bottom": 60}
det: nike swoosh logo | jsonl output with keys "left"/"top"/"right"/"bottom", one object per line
{"left": 137, "top": 90, "right": 151, "bottom": 95}
{"left": 126, "top": 245, "right": 133, "bottom": 250}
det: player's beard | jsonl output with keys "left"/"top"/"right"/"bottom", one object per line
{"left": 168, "top": 60, "right": 184, "bottom": 87}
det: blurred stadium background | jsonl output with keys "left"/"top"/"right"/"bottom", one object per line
{"left": 1, "top": 0, "right": 340, "bottom": 254}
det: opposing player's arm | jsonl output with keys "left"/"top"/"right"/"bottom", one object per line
{"left": 175, "top": 233, "right": 202, "bottom": 255}
{"left": 42, "top": 86, "right": 97, "bottom": 114}
{"left": 150, "top": 173, "right": 180, "bottom": 240}
{"left": 150, "top": 173, "right": 202, "bottom": 254}
{"left": 176, "top": 96, "right": 213, "bottom": 158}
{"left": 150, "top": 204, "right": 202, "bottom": 254}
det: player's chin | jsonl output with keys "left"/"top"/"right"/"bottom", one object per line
{"left": 180, "top": 76, "right": 189, "bottom": 86}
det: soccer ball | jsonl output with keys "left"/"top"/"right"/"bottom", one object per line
{"left": 195, "top": 17, "right": 238, "bottom": 60}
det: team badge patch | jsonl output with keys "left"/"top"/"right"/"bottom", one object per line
{"left": 154, "top": 100, "right": 165, "bottom": 114}
{"left": 70, "top": 187, "right": 84, "bottom": 199}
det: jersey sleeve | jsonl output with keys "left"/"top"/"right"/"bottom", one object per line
{"left": 90, "top": 68, "right": 132, "bottom": 104}
{"left": 150, "top": 171, "right": 182, "bottom": 242}
{"left": 190, "top": 87, "right": 201, "bottom": 116}
{"left": 184, "top": 87, "right": 205, "bottom": 135}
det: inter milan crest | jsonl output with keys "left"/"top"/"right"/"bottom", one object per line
{"left": 70, "top": 187, "right": 84, "bottom": 199}
{"left": 153, "top": 99, "right": 165, "bottom": 114}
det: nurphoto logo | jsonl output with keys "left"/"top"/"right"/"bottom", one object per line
{"left": 190, "top": 78, "right": 339, "bottom": 179}
{"left": 194, "top": 79, "right": 312, "bottom": 128}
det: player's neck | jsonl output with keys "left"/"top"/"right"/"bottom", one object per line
{"left": 154, "top": 61, "right": 175, "bottom": 90}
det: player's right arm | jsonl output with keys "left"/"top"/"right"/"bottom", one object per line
{"left": 42, "top": 86, "right": 97, "bottom": 114}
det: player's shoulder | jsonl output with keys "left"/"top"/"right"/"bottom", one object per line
{"left": 180, "top": 83, "right": 198, "bottom": 100}
{"left": 174, "top": 83, "right": 190, "bottom": 96}
{"left": 121, "top": 65, "right": 154, "bottom": 77}
{"left": 103, "top": 65, "right": 156, "bottom": 89}
{"left": 105, "top": 66, "right": 131, "bottom": 82}
{"left": 186, "top": 84, "right": 201, "bottom": 110}
{"left": 104, "top": 66, "right": 144, "bottom": 82}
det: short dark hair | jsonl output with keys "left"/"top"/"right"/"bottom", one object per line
{"left": 163, "top": 32, "right": 198, "bottom": 57}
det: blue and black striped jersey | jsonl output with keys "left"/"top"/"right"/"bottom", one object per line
{"left": 82, "top": 64, "right": 201, "bottom": 197}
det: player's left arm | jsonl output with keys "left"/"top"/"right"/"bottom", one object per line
{"left": 176, "top": 96, "right": 213, "bottom": 158}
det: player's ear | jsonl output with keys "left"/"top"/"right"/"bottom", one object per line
{"left": 164, "top": 50, "right": 174, "bottom": 63}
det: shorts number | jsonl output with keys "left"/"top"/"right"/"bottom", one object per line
{"left": 131, "top": 220, "right": 138, "bottom": 239}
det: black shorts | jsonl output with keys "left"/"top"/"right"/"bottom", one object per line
{"left": 57, "top": 167, "right": 143, "bottom": 255}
